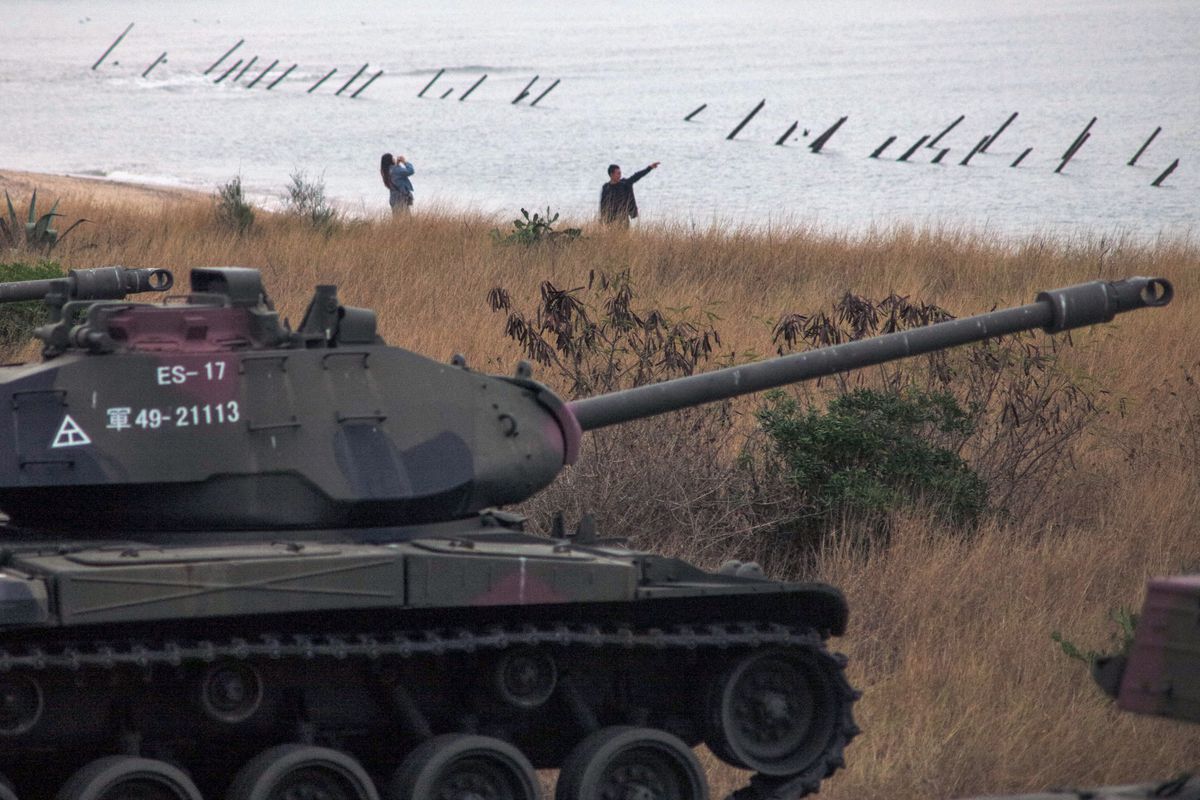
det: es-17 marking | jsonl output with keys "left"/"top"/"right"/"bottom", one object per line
{"left": 155, "top": 360, "right": 229, "bottom": 385}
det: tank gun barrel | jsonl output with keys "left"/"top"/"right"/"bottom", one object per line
{"left": 0, "top": 266, "right": 173, "bottom": 304}
{"left": 568, "top": 276, "right": 1173, "bottom": 431}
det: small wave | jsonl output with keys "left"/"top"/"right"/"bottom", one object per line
{"left": 400, "top": 65, "right": 535, "bottom": 76}
{"left": 97, "top": 170, "right": 200, "bottom": 191}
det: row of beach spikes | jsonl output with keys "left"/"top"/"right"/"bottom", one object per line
{"left": 91, "top": 25, "right": 560, "bottom": 106}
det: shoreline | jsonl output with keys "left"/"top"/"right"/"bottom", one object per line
{"left": 0, "top": 167, "right": 496, "bottom": 225}
{"left": 0, "top": 168, "right": 208, "bottom": 213}
{"left": 2, "top": 167, "right": 1195, "bottom": 249}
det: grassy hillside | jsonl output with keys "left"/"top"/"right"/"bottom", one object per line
{"left": 3, "top": 171, "right": 1199, "bottom": 799}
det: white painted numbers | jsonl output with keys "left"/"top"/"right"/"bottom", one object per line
{"left": 40, "top": 361, "right": 240, "bottom": 449}
{"left": 174, "top": 402, "right": 240, "bottom": 427}
{"left": 104, "top": 402, "right": 241, "bottom": 431}
{"left": 134, "top": 409, "right": 165, "bottom": 429}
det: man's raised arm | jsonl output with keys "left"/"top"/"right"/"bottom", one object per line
{"left": 627, "top": 162, "right": 660, "bottom": 183}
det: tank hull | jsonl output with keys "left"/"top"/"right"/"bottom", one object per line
{"left": 0, "top": 519, "right": 856, "bottom": 800}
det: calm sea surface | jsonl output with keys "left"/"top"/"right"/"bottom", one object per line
{"left": 2, "top": 0, "right": 1197, "bottom": 239}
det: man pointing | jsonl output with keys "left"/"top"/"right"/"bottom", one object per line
{"left": 599, "top": 161, "right": 660, "bottom": 226}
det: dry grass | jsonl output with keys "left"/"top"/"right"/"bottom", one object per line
{"left": 3, "top": 170, "right": 1200, "bottom": 798}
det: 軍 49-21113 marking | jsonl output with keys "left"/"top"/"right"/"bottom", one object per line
{"left": 105, "top": 401, "right": 241, "bottom": 431}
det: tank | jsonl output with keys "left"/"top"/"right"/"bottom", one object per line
{"left": 960, "top": 777, "right": 1200, "bottom": 800}
{"left": 0, "top": 266, "right": 1172, "bottom": 800}
{"left": 1092, "top": 574, "right": 1200, "bottom": 725}
{"left": 957, "top": 573, "right": 1200, "bottom": 800}
{"left": 1010, "top": 574, "right": 1200, "bottom": 800}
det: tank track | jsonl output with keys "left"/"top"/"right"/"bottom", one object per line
{"left": 0, "top": 620, "right": 859, "bottom": 800}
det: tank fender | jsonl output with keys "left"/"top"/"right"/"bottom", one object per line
{"left": 638, "top": 555, "right": 850, "bottom": 636}
{"left": 0, "top": 567, "right": 50, "bottom": 626}
{"left": 799, "top": 585, "right": 850, "bottom": 636}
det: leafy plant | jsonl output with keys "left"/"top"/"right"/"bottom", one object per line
{"left": 0, "top": 190, "right": 88, "bottom": 253}
{"left": 214, "top": 176, "right": 255, "bottom": 234}
{"left": 1051, "top": 607, "right": 1138, "bottom": 665}
{"left": 755, "top": 388, "right": 988, "bottom": 530}
{"left": 0, "top": 260, "right": 62, "bottom": 357}
{"left": 284, "top": 170, "right": 338, "bottom": 230}
{"left": 490, "top": 207, "right": 581, "bottom": 247}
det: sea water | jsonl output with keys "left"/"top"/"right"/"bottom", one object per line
{"left": 1, "top": 0, "right": 1197, "bottom": 240}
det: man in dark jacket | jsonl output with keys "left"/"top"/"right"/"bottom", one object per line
{"left": 599, "top": 162, "right": 660, "bottom": 225}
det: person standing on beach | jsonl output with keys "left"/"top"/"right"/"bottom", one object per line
{"left": 599, "top": 162, "right": 659, "bottom": 226}
{"left": 380, "top": 153, "right": 415, "bottom": 215}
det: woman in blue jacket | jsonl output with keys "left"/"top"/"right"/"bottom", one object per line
{"left": 380, "top": 153, "right": 416, "bottom": 215}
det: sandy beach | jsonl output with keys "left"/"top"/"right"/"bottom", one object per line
{"left": 0, "top": 168, "right": 206, "bottom": 214}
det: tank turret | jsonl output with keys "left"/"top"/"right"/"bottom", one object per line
{"left": 0, "top": 268, "right": 1173, "bottom": 532}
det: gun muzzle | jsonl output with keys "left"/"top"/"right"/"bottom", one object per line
{"left": 1037, "top": 276, "right": 1173, "bottom": 333}
{"left": 68, "top": 267, "right": 174, "bottom": 299}
{"left": 0, "top": 267, "right": 174, "bottom": 304}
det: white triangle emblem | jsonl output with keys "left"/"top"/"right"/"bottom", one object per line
{"left": 51, "top": 415, "right": 91, "bottom": 448}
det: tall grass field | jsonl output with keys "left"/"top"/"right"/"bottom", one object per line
{"left": 3, "top": 170, "right": 1199, "bottom": 799}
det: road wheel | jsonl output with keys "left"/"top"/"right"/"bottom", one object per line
{"left": 227, "top": 745, "right": 378, "bottom": 800}
{"left": 57, "top": 756, "right": 202, "bottom": 800}
{"left": 387, "top": 734, "right": 540, "bottom": 800}
{"left": 0, "top": 771, "right": 16, "bottom": 800}
{"left": 706, "top": 647, "right": 844, "bottom": 776}
{"left": 555, "top": 726, "right": 707, "bottom": 800}
{"left": 0, "top": 674, "right": 43, "bottom": 736}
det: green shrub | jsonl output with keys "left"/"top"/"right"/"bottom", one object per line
{"left": 491, "top": 207, "right": 581, "bottom": 247}
{"left": 284, "top": 170, "right": 339, "bottom": 231}
{"left": 756, "top": 388, "right": 989, "bottom": 531}
{"left": 214, "top": 176, "right": 255, "bottom": 234}
{"left": 0, "top": 260, "right": 63, "bottom": 357}
{"left": 1, "top": 190, "right": 88, "bottom": 253}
